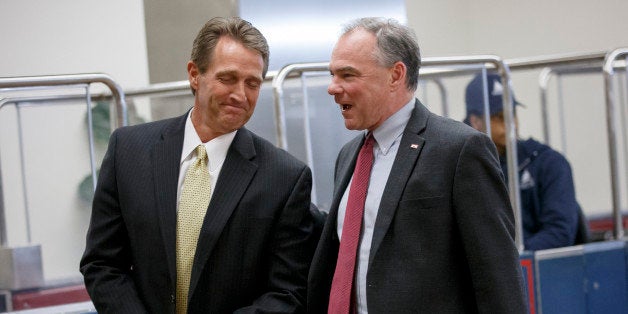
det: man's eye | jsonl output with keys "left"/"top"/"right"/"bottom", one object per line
{"left": 247, "top": 81, "right": 261, "bottom": 89}
{"left": 218, "top": 77, "right": 235, "bottom": 83}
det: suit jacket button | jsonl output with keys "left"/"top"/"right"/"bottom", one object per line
{"left": 171, "top": 294, "right": 175, "bottom": 304}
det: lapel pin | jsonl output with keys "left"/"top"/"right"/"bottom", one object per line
{"left": 410, "top": 144, "right": 419, "bottom": 149}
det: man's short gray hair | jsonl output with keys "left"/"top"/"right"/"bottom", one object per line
{"left": 342, "top": 17, "right": 421, "bottom": 92}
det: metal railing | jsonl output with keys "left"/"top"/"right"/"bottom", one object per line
{"left": 503, "top": 51, "right": 628, "bottom": 240}
{"left": 538, "top": 63, "right": 626, "bottom": 152}
{"left": 508, "top": 52, "right": 609, "bottom": 152}
{"left": 603, "top": 48, "right": 628, "bottom": 239}
{"left": 0, "top": 73, "right": 127, "bottom": 127}
{"left": 0, "top": 73, "right": 127, "bottom": 246}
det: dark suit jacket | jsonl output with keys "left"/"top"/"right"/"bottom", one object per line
{"left": 308, "top": 100, "right": 527, "bottom": 313}
{"left": 80, "top": 112, "right": 315, "bottom": 313}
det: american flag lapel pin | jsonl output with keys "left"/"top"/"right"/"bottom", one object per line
{"left": 410, "top": 144, "right": 419, "bottom": 149}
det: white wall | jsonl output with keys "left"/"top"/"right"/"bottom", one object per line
{"left": 407, "top": 0, "right": 628, "bottom": 57}
{"left": 407, "top": 0, "right": 628, "bottom": 216}
{"left": 0, "top": 0, "right": 149, "bottom": 282}
{"left": 1, "top": 0, "right": 149, "bottom": 88}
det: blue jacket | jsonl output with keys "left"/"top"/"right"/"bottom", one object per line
{"left": 500, "top": 138, "right": 579, "bottom": 250}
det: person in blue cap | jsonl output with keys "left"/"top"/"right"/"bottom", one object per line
{"left": 464, "top": 73, "right": 586, "bottom": 251}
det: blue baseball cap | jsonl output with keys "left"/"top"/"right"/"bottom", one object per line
{"left": 465, "top": 73, "right": 521, "bottom": 117}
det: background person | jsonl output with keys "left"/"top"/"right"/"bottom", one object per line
{"left": 81, "top": 17, "right": 316, "bottom": 313}
{"left": 308, "top": 17, "right": 527, "bottom": 313}
{"left": 465, "top": 73, "right": 585, "bottom": 250}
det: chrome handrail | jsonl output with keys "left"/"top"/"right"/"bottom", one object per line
{"left": 0, "top": 73, "right": 127, "bottom": 127}
{"left": 0, "top": 107, "right": 5, "bottom": 245}
{"left": 504, "top": 51, "right": 607, "bottom": 150}
{"left": 507, "top": 51, "right": 607, "bottom": 70}
{"left": 421, "top": 78, "right": 449, "bottom": 117}
{"left": 272, "top": 62, "right": 329, "bottom": 151}
{"left": 124, "top": 80, "right": 192, "bottom": 98}
{"left": 538, "top": 63, "right": 626, "bottom": 147}
{"left": 0, "top": 73, "right": 127, "bottom": 246}
{"left": 603, "top": 48, "right": 628, "bottom": 239}
{"left": 528, "top": 51, "right": 628, "bottom": 240}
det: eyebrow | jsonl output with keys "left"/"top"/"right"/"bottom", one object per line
{"left": 331, "top": 66, "right": 359, "bottom": 75}
{"left": 215, "top": 69, "right": 237, "bottom": 76}
{"left": 215, "top": 69, "right": 262, "bottom": 82}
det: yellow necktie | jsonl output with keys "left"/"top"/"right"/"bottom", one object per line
{"left": 176, "top": 145, "right": 211, "bottom": 313}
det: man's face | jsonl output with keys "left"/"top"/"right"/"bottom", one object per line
{"left": 470, "top": 112, "right": 517, "bottom": 155}
{"left": 327, "top": 29, "right": 393, "bottom": 131}
{"left": 188, "top": 36, "right": 264, "bottom": 137}
{"left": 489, "top": 113, "right": 507, "bottom": 154}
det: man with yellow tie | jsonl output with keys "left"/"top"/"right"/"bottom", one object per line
{"left": 81, "top": 17, "right": 316, "bottom": 313}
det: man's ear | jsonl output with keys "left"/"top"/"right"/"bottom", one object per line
{"left": 389, "top": 61, "right": 407, "bottom": 91}
{"left": 468, "top": 114, "right": 485, "bottom": 131}
{"left": 188, "top": 61, "right": 199, "bottom": 93}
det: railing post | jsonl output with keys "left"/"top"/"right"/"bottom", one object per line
{"left": 602, "top": 48, "right": 628, "bottom": 239}
{"left": 0, "top": 73, "right": 127, "bottom": 290}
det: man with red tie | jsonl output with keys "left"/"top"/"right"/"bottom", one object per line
{"left": 307, "top": 17, "right": 528, "bottom": 313}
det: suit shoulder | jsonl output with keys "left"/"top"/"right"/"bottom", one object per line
{"left": 110, "top": 116, "right": 182, "bottom": 150}
{"left": 249, "top": 131, "right": 307, "bottom": 170}
{"left": 114, "top": 117, "right": 176, "bottom": 137}
{"left": 426, "top": 113, "right": 489, "bottom": 143}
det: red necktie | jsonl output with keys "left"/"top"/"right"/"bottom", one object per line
{"left": 328, "top": 134, "right": 375, "bottom": 314}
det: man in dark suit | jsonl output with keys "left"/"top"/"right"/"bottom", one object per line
{"left": 80, "top": 17, "right": 315, "bottom": 313}
{"left": 308, "top": 17, "right": 528, "bottom": 313}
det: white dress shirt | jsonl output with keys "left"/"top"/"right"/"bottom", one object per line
{"left": 336, "top": 99, "right": 414, "bottom": 314}
{"left": 177, "top": 109, "right": 236, "bottom": 209}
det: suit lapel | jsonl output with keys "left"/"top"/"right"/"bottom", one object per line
{"left": 312, "top": 136, "right": 362, "bottom": 295}
{"left": 152, "top": 113, "right": 187, "bottom": 288}
{"left": 369, "top": 101, "right": 428, "bottom": 265}
{"left": 188, "top": 127, "right": 258, "bottom": 296}
{"left": 326, "top": 136, "right": 364, "bottom": 240}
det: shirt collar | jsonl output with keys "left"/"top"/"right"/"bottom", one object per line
{"left": 370, "top": 98, "right": 415, "bottom": 155}
{"left": 181, "top": 109, "right": 237, "bottom": 171}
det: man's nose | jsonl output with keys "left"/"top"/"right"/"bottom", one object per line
{"left": 328, "top": 78, "right": 341, "bottom": 95}
{"left": 231, "top": 82, "right": 247, "bottom": 102}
